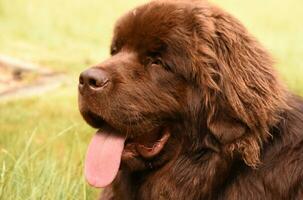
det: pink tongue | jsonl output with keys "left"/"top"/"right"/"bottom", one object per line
{"left": 85, "top": 129, "right": 125, "bottom": 188}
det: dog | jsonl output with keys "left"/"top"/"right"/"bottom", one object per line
{"left": 78, "top": 0, "right": 303, "bottom": 199}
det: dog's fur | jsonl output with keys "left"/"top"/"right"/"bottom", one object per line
{"left": 79, "top": 0, "right": 303, "bottom": 199}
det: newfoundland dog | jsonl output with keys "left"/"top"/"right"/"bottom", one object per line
{"left": 78, "top": 0, "right": 303, "bottom": 199}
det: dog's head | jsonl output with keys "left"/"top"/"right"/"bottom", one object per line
{"left": 78, "top": 0, "right": 287, "bottom": 188}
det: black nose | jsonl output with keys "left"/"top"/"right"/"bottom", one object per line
{"left": 79, "top": 68, "right": 109, "bottom": 92}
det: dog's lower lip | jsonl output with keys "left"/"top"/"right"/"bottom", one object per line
{"left": 136, "top": 128, "right": 170, "bottom": 158}
{"left": 123, "top": 127, "right": 171, "bottom": 159}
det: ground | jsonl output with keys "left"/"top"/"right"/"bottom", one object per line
{"left": 0, "top": 0, "right": 302, "bottom": 199}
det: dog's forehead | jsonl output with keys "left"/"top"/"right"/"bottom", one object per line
{"left": 112, "top": 2, "right": 189, "bottom": 48}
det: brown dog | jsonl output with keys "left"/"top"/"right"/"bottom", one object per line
{"left": 78, "top": 0, "right": 303, "bottom": 199}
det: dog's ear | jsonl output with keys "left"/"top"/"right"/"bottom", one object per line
{"left": 192, "top": 5, "right": 288, "bottom": 167}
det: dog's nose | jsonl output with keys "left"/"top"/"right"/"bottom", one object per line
{"left": 79, "top": 68, "right": 109, "bottom": 92}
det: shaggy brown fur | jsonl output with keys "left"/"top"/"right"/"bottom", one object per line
{"left": 78, "top": 0, "right": 303, "bottom": 199}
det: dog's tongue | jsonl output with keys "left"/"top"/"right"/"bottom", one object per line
{"left": 85, "top": 128, "right": 125, "bottom": 188}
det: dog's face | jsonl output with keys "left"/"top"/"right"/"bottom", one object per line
{"left": 79, "top": 2, "right": 201, "bottom": 186}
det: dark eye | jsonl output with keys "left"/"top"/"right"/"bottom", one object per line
{"left": 148, "top": 57, "right": 171, "bottom": 71}
{"left": 150, "top": 58, "right": 162, "bottom": 66}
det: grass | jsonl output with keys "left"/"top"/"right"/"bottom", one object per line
{"left": 0, "top": 0, "right": 302, "bottom": 199}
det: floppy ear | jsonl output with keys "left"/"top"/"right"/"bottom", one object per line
{"left": 192, "top": 5, "right": 288, "bottom": 167}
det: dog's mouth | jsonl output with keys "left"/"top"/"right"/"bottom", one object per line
{"left": 84, "top": 113, "right": 170, "bottom": 188}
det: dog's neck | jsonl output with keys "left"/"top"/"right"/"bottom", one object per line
{"left": 143, "top": 153, "right": 232, "bottom": 200}
{"left": 112, "top": 148, "right": 234, "bottom": 200}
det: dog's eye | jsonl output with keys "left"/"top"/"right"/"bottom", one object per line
{"left": 148, "top": 58, "right": 171, "bottom": 71}
{"left": 151, "top": 59, "right": 162, "bottom": 66}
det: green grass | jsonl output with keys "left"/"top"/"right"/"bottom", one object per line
{"left": 0, "top": 0, "right": 302, "bottom": 199}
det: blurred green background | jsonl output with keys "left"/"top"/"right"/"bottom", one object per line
{"left": 0, "top": 0, "right": 302, "bottom": 199}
